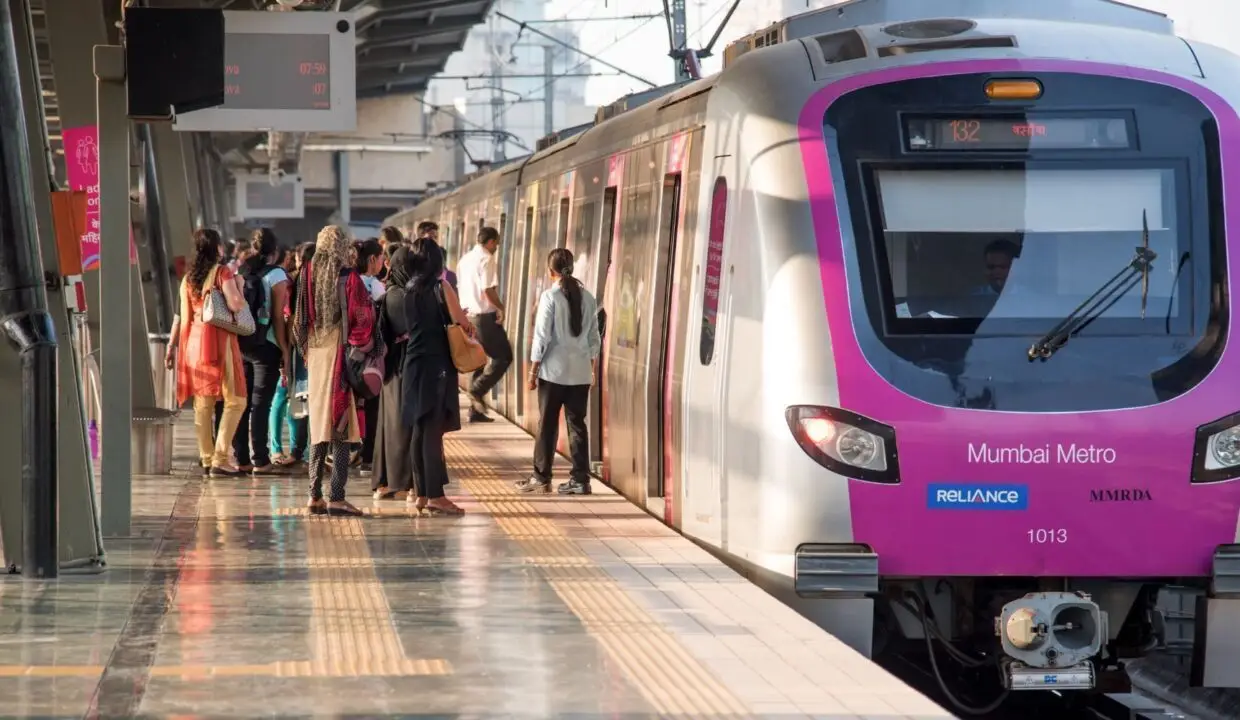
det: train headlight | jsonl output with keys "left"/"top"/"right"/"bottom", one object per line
{"left": 785, "top": 405, "right": 900, "bottom": 484}
{"left": 1192, "top": 411, "right": 1240, "bottom": 484}
{"left": 1212, "top": 427, "right": 1240, "bottom": 468}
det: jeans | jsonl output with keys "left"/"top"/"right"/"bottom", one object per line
{"left": 270, "top": 380, "right": 289, "bottom": 456}
{"left": 468, "top": 312, "right": 513, "bottom": 408}
{"left": 533, "top": 380, "right": 590, "bottom": 483}
{"left": 234, "top": 341, "right": 282, "bottom": 467}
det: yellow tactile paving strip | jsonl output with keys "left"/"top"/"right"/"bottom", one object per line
{"left": 296, "top": 515, "right": 451, "bottom": 677}
{"left": 445, "top": 436, "right": 753, "bottom": 717}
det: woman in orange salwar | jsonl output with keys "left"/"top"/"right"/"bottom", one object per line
{"left": 165, "top": 229, "right": 249, "bottom": 477}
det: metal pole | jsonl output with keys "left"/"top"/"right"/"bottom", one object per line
{"left": 334, "top": 150, "right": 350, "bottom": 227}
{"left": 140, "top": 124, "right": 173, "bottom": 333}
{"left": 543, "top": 45, "right": 554, "bottom": 137}
{"left": 668, "top": 0, "right": 690, "bottom": 82}
{"left": 488, "top": 16, "right": 505, "bottom": 163}
{"left": 94, "top": 44, "right": 131, "bottom": 538}
{"left": 0, "top": 0, "right": 58, "bottom": 578}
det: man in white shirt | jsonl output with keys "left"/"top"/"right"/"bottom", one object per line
{"left": 456, "top": 226, "right": 512, "bottom": 422}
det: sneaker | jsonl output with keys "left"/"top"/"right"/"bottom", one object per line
{"left": 469, "top": 410, "right": 495, "bottom": 423}
{"left": 557, "top": 480, "right": 592, "bottom": 495}
{"left": 514, "top": 477, "right": 550, "bottom": 494}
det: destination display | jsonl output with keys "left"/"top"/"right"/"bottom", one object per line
{"left": 223, "top": 33, "right": 330, "bottom": 112}
{"left": 904, "top": 115, "right": 1132, "bottom": 152}
{"left": 234, "top": 173, "right": 304, "bottom": 220}
{"left": 173, "top": 11, "right": 356, "bottom": 133}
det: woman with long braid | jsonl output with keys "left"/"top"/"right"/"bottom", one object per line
{"left": 292, "top": 225, "right": 372, "bottom": 516}
{"left": 515, "top": 248, "right": 602, "bottom": 496}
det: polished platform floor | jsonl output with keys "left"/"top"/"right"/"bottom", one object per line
{"left": 0, "top": 403, "right": 952, "bottom": 719}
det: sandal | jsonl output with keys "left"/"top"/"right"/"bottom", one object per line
{"left": 326, "top": 501, "right": 364, "bottom": 517}
{"left": 307, "top": 498, "right": 327, "bottom": 515}
{"left": 424, "top": 498, "right": 464, "bottom": 516}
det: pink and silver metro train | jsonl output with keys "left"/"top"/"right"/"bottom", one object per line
{"left": 388, "top": 0, "right": 1240, "bottom": 704}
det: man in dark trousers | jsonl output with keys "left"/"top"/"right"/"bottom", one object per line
{"left": 456, "top": 226, "right": 511, "bottom": 422}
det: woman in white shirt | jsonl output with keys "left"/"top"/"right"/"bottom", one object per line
{"left": 515, "top": 248, "right": 602, "bottom": 496}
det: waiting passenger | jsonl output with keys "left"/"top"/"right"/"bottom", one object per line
{"left": 292, "top": 225, "right": 372, "bottom": 517}
{"left": 457, "top": 226, "right": 512, "bottom": 423}
{"left": 272, "top": 242, "right": 315, "bottom": 470}
{"left": 165, "top": 228, "right": 248, "bottom": 477}
{"left": 372, "top": 246, "right": 415, "bottom": 501}
{"left": 352, "top": 238, "right": 386, "bottom": 471}
{"left": 401, "top": 237, "right": 472, "bottom": 515}
{"left": 377, "top": 226, "right": 403, "bottom": 283}
{"left": 515, "top": 248, "right": 602, "bottom": 496}
{"left": 417, "top": 221, "right": 457, "bottom": 292}
{"left": 356, "top": 238, "right": 386, "bottom": 301}
{"left": 234, "top": 228, "right": 291, "bottom": 475}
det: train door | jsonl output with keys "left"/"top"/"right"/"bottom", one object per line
{"left": 513, "top": 201, "right": 535, "bottom": 425}
{"left": 646, "top": 171, "right": 683, "bottom": 516}
{"left": 606, "top": 148, "right": 655, "bottom": 504}
{"left": 595, "top": 186, "right": 618, "bottom": 474}
{"left": 496, "top": 208, "right": 511, "bottom": 416}
{"left": 682, "top": 168, "right": 729, "bottom": 547}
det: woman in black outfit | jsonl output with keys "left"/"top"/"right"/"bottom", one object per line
{"left": 401, "top": 237, "right": 473, "bottom": 515}
{"left": 372, "top": 246, "right": 415, "bottom": 500}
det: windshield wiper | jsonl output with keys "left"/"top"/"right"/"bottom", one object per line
{"left": 1027, "top": 210, "right": 1156, "bottom": 362}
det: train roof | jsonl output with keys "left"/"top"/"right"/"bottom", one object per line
{"left": 403, "top": 0, "right": 1182, "bottom": 208}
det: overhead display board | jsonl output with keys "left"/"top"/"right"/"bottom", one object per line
{"left": 173, "top": 11, "right": 356, "bottom": 132}
{"left": 234, "top": 173, "right": 305, "bottom": 220}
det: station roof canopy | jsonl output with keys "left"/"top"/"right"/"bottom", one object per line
{"left": 344, "top": 0, "right": 493, "bottom": 97}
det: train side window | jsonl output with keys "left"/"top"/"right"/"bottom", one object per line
{"left": 557, "top": 198, "right": 570, "bottom": 247}
{"left": 574, "top": 200, "right": 597, "bottom": 283}
{"left": 499, "top": 212, "right": 507, "bottom": 243}
{"left": 699, "top": 177, "right": 728, "bottom": 365}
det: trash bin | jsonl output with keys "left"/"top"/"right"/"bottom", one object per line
{"left": 132, "top": 407, "right": 178, "bottom": 475}
{"left": 148, "top": 332, "right": 176, "bottom": 411}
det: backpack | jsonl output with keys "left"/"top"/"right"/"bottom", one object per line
{"left": 338, "top": 278, "right": 385, "bottom": 401}
{"left": 238, "top": 265, "right": 279, "bottom": 352}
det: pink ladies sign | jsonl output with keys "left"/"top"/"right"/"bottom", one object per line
{"left": 63, "top": 125, "right": 137, "bottom": 270}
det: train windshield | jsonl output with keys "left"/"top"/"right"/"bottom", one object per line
{"left": 874, "top": 166, "right": 1184, "bottom": 336}
{"left": 825, "top": 71, "right": 1226, "bottom": 412}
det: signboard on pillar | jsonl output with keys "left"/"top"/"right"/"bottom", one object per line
{"left": 234, "top": 173, "right": 305, "bottom": 220}
{"left": 172, "top": 11, "right": 356, "bottom": 132}
{"left": 62, "top": 126, "right": 139, "bottom": 271}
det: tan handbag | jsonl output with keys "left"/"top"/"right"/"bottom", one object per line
{"left": 435, "top": 284, "right": 487, "bottom": 373}
{"left": 446, "top": 324, "right": 487, "bottom": 374}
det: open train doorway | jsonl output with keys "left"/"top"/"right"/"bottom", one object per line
{"left": 648, "top": 173, "right": 682, "bottom": 504}
{"left": 593, "top": 187, "right": 618, "bottom": 469}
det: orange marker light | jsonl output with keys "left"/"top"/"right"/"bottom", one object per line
{"left": 985, "top": 79, "right": 1043, "bottom": 100}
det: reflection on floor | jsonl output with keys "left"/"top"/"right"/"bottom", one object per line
{"left": 0, "top": 403, "right": 950, "bottom": 719}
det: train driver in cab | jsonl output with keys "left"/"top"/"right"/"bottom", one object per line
{"left": 973, "top": 239, "right": 1020, "bottom": 296}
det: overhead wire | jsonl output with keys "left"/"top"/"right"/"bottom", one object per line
{"left": 493, "top": 11, "right": 663, "bottom": 130}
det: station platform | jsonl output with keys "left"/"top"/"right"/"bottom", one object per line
{"left": 0, "top": 401, "right": 952, "bottom": 719}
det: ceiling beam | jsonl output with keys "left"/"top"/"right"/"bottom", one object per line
{"left": 357, "top": 68, "right": 434, "bottom": 90}
{"left": 357, "top": 0, "right": 486, "bottom": 32}
{"left": 357, "top": 42, "right": 458, "bottom": 68}
{"left": 360, "top": 14, "right": 479, "bottom": 45}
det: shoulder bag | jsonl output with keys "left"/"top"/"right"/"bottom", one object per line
{"left": 338, "top": 279, "right": 384, "bottom": 401}
{"left": 201, "top": 265, "right": 256, "bottom": 336}
{"left": 435, "top": 282, "right": 487, "bottom": 374}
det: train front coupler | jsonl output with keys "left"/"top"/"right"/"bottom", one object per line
{"left": 995, "top": 591, "right": 1108, "bottom": 691}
